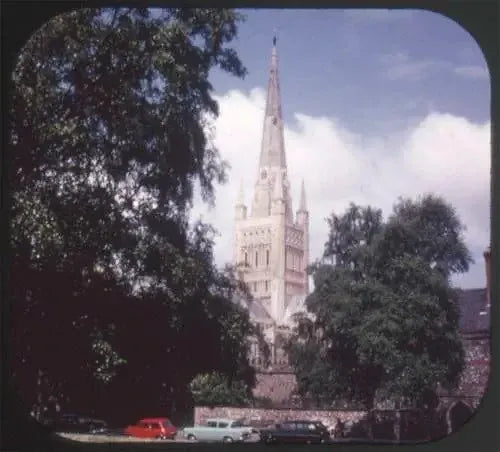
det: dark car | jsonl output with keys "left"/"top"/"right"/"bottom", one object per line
{"left": 260, "top": 420, "right": 330, "bottom": 444}
{"left": 55, "top": 414, "right": 108, "bottom": 434}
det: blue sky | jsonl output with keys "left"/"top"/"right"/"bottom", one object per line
{"left": 210, "top": 9, "right": 489, "bottom": 135}
{"left": 191, "top": 8, "right": 491, "bottom": 290}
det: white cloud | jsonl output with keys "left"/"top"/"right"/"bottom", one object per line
{"left": 191, "top": 89, "right": 490, "bottom": 289}
{"left": 379, "top": 54, "right": 489, "bottom": 84}
{"left": 379, "top": 52, "right": 446, "bottom": 81}
{"left": 453, "top": 65, "right": 490, "bottom": 80}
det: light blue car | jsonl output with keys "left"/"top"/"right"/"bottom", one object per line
{"left": 183, "top": 418, "right": 253, "bottom": 443}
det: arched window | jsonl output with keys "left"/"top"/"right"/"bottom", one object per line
{"left": 255, "top": 251, "right": 258, "bottom": 267}
{"left": 265, "top": 280, "right": 268, "bottom": 291}
{"left": 266, "top": 250, "right": 270, "bottom": 266}
{"left": 244, "top": 252, "right": 248, "bottom": 266}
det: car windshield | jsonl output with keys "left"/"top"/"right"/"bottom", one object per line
{"left": 162, "top": 420, "right": 171, "bottom": 427}
{"left": 231, "top": 422, "right": 243, "bottom": 428}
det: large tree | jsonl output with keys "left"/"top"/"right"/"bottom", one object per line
{"left": 8, "top": 7, "right": 254, "bottom": 425}
{"left": 286, "top": 196, "right": 470, "bottom": 414}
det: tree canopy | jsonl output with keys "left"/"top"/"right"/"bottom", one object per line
{"left": 286, "top": 196, "right": 470, "bottom": 411}
{"left": 189, "top": 372, "right": 251, "bottom": 407}
{"left": 8, "top": 7, "right": 256, "bottom": 425}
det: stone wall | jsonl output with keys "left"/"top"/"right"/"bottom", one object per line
{"left": 458, "top": 337, "right": 490, "bottom": 398}
{"left": 194, "top": 406, "right": 367, "bottom": 428}
{"left": 439, "top": 336, "right": 490, "bottom": 411}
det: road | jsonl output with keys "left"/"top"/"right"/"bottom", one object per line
{"left": 57, "top": 432, "right": 261, "bottom": 443}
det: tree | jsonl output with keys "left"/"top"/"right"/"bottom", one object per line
{"left": 8, "top": 7, "right": 252, "bottom": 424}
{"left": 286, "top": 195, "right": 469, "bottom": 413}
{"left": 189, "top": 372, "right": 251, "bottom": 407}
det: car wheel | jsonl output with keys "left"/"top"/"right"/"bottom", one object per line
{"left": 265, "top": 435, "right": 274, "bottom": 444}
{"left": 223, "top": 436, "right": 234, "bottom": 443}
{"left": 187, "top": 434, "right": 196, "bottom": 441}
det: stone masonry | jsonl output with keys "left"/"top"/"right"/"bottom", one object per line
{"left": 194, "top": 406, "right": 366, "bottom": 428}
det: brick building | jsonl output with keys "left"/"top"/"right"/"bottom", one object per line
{"left": 436, "top": 247, "right": 491, "bottom": 434}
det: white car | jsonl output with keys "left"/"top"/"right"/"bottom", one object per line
{"left": 183, "top": 418, "right": 252, "bottom": 442}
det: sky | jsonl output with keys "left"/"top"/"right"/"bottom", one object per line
{"left": 190, "top": 8, "right": 491, "bottom": 289}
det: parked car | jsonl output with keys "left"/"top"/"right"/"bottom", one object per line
{"left": 55, "top": 414, "right": 108, "bottom": 434}
{"left": 247, "top": 419, "right": 275, "bottom": 434}
{"left": 124, "top": 417, "right": 177, "bottom": 440}
{"left": 182, "top": 418, "right": 253, "bottom": 442}
{"left": 260, "top": 420, "right": 330, "bottom": 444}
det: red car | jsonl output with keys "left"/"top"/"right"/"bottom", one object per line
{"left": 125, "top": 417, "right": 177, "bottom": 440}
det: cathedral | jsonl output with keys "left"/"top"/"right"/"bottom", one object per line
{"left": 233, "top": 38, "right": 309, "bottom": 368}
{"left": 230, "top": 38, "right": 491, "bottom": 416}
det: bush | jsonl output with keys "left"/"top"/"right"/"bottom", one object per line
{"left": 189, "top": 372, "right": 251, "bottom": 407}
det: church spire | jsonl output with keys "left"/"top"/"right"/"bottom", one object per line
{"left": 298, "top": 179, "right": 307, "bottom": 212}
{"left": 258, "top": 35, "right": 286, "bottom": 169}
{"left": 273, "top": 170, "right": 284, "bottom": 200}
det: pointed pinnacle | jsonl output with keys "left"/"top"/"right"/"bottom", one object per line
{"left": 237, "top": 180, "right": 245, "bottom": 206}
{"left": 299, "top": 179, "right": 307, "bottom": 212}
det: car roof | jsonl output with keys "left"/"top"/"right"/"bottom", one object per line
{"left": 282, "top": 420, "right": 317, "bottom": 424}
{"left": 139, "top": 417, "right": 170, "bottom": 422}
{"left": 206, "top": 418, "right": 237, "bottom": 424}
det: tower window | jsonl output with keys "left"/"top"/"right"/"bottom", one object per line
{"left": 265, "top": 280, "right": 269, "bottom": 291}
{"left": 244, "top": 252, "right": 248, "bottom": 266}
{"left": 255, "top": 251, "right": 258, "bottom": 267}
{"left": 266, "top": 250, "right": 270, "bottom": 266}
{"left": 254, "top": 282, "right": 257, "bottom": 292}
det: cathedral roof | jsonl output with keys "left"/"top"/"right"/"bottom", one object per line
{"left": 250, "top": 299, "right": 274, "bottom": 323}
{"left": 283, "top": 294, "right": 309, "bottom": 326}
{"left": 455, "top": 288, "right": 489, "bottom": 335}
{"left": 235, "top": 296, "right": 274, "bottom": 324}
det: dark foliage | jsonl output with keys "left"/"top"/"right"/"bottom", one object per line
{"left": 286, "top": 197, "right": 469, "bottom": 412}
{"left": 8, "top": 7, "right": 254, "bottom": 426}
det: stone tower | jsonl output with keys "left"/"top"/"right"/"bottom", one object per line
{"left": 234, "top": 38, "right": 309, "bottom": 367}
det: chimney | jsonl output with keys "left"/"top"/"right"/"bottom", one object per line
{"left": 484, "top": 246, "right": 491, "bottom": 308}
